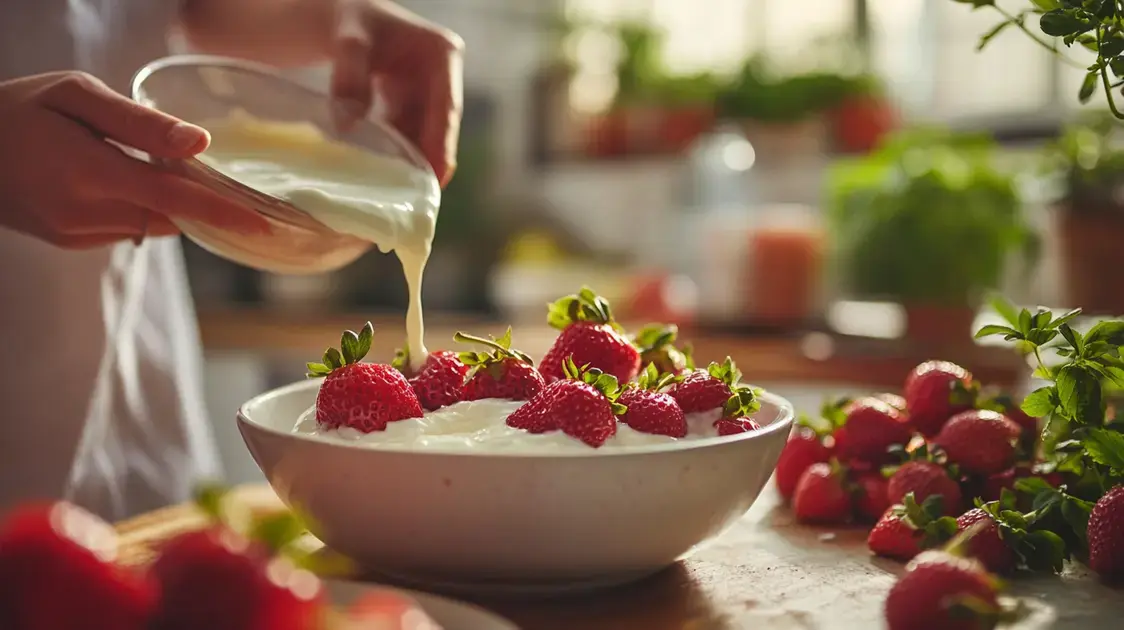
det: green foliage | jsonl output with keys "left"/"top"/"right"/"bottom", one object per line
{"left": 826, "top": 129, "right": 1035, "bottom": 306}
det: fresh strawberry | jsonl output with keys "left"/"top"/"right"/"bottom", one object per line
{"left": 876, "top": 393, "right": 908, "bottom": 413}
{"left": 715, "top": 417, "right": 761, "bottom": 435}
{"left": 148, "top": 486, "right": 329, "bottom": 630}
{"left": 904, "top": 360, "right": 976, "bottom": 437}
{"left": 979, "top": 465, "right": 1063, "bottom": 503}
{"left": 793, "top": 461, "right": 852, "bottom": 524}
{"left": 540, "top": 287, "right": 641, "bottom": 383}
{"left": 884, "top": 546, "right": 1014, "bottom": 630}
{"left": 887, "top": 460, "right": 962, "bottom": 516}
{"left": 401, "top": 350, "right": 468, "bottom": 411}
{"left": 506, "top": 394, "right": 556, "bottom": 433}
{"left": 532, "top": 358, "right": 627, "bottom": 447}
{"left": 631, "top": 323, "right": 691, "bottom": 375}
{"left": 455, "top": 328, "right": 545, "bottom": 402}
{"left": 933, "top": 410, "right": 1021, "bottom": 476}
{"left": 307, "top": 322, "right": 423, "bottom": 432}
{"left": 619, "top": 363, "right": 687, "bottom": 437}
{"left": 854, "top": 471, "right": 892, "bottom": 523}
{"left": 0, "top": 502, "right": 155, "bottom": 630}
{"left": 668, "top": 357, "right": 761, "bottom": 416}
{"left": 1088, "top": 484, "right": 1124, "bottom": 581}
{"left": 775, "top": 427, "right": 832, "bottom": 502}
{"left": 956, "top": 508, "right": 1017, "bottom": 575}
{"left": 867, "top": 493, "right": 960, "bottom": 561}
{"left": 833, "top": 396, "right": 912, "bottom": 465}
{"left": 986, "top": 392, "right": 1038, "bottom": 452}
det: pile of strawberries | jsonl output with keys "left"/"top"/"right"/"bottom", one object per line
{"left": 0, "top": 489, "right": 432, "bottom": 630}
{"left": 310, "top": 287, "right": 765, "bottom": 447}
{"left": 775, "top": 359, "right": 1124, "bottom": 629}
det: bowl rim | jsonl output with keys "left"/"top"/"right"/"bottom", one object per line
{"left": 237, "top": 378, "right": 795, "bottom": 459}
{"left": 130, "top": 54, "right": 440, "bottom": 200}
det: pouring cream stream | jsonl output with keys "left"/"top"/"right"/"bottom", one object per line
{"left": 196, "top": 110, "right": 440, "bottom": 370}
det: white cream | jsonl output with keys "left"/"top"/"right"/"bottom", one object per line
{"left": 293, "top": 399, "right": 731, "bottom": 453}
{"left": 198, "top": 110, "right": 440, "bottom": 369}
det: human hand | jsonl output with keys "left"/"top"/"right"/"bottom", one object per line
{"left": 0, "top": 72, "right": 271, "bottom": 249}
{"left": 328, "top": 0, "right": 464, "bottom": 187}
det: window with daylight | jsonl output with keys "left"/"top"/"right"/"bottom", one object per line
{"left": 566, "top": 0, "right": 1090, "bottom": 130}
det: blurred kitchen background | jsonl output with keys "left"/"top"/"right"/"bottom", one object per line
{"left": 189, "top": 0, "right": 1124, "bottom": 483}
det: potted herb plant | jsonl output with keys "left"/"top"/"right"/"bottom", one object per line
{"left": 1043, "top": 113, "right": 1124, "bottom": 314}
{"left": 585, "top": 20, "right": 665, "bottom": 158}
{"left": 826, "top": 129, "right": 1037, "bottom": 344}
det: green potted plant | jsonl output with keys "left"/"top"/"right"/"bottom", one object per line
{"left": 585, "top": 20, "right": 665, "bottom": 158}
{"left": 1043, "top": 113, "right": 1124, "bottom": 314}
{"left": 826, "top": 128, "right": 1037, "bottom": 343}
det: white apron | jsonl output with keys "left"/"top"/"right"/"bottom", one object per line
{"left": 0, "top": 0, "right": 222, "bottom": 521}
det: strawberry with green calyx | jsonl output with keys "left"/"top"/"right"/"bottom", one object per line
{"left": 307, "top": 323, "right": 423, "bottom": 432}
{"left": 955, "top": 489, "right": 1069, "bottom": 575}
{"left": 148, "top": 485, "right": 352, "bottom": 630}
{"left": 619, "top": 363, "right": 688, "bottom": 437}
{"left": 867, "top": 492, "right": 960, "bottom": 561}
{"left": 884, "top": 522, "right": 1028, "bottom": 630}
{"left": 631, "top": 323, "right": 691, "bottom": 375}
{"left": 540, "top": 287, "right": 641, "bottom": 384}
{"left": 831, "top": 396, "right": 913, "bottom": 466}
{"left": 455, "top": 327, "right": 545, "bottom": 402}
{"left": 513, "top": 357, "right": 626, "bottom": 447}
{"left": 669, "top": 356, "right": 762, "bottom": 417}
{"left": 884, "top": 447, "right": 963, "bottom": 517}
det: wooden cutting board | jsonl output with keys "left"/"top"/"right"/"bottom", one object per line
{"left": 114, "top": 484, "right": 1122, "bottom": 629}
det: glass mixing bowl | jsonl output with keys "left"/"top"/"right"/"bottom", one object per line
{"left": 131, "top": 55, "right": 438, "bottom": 275}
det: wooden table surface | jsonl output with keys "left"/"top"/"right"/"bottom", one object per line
{"left": 114, "top": 484, "right": 1122, "bottom": 629}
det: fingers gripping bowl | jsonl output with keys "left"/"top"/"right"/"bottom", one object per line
{"left": 237, "top": 376, "right": 794, "bottom": 593}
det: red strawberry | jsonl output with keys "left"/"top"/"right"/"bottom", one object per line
{"left": 1088, "top": 484, "right": 1124, "bottom": 581}
{"left": 884, "top": 547, "right": 1012, "bottom": 630}
{"left": 540, "top": 287, "right": 641, "bottom": 383}
{"left": 534, "top": 358, "right": 627, "bottom": 447}
{"left": 904, "top": 361, "right": 976, "bottom": 437}
{"left": 876, "top": 393, "right": 908, "bottom": 413}
{"left": 668, "top": 357, "right": 761, "bottom": 416}
{"left": 402, "top": 350, "right": 468, "bottom": 411}
{"left": 308, "top": 322, "right": 423, "bottom": 432}
{"left": 980, "top": 465, "right": 1063, "bottom": 503}
{"left": 775, "top": 427, "right": 832, "bottom": 502}
{"left": 715, "top": 417, "right": 761, "bottom": 435}
{"left": 793, "top": 462, "right": 852, "bottom": 524}
{"left": 631, "top": 323, "right": 691, "bottom": 375}
{"left": 987, "top": 392, "right": 1038, "bottom": 451}
{"left": 854, "top": 472, "right": 891, "bottom": 523}
{"left": 956, "top": 508, "right": 1016, "bottom": 575}
{"left": 455, "top": 328, "right": 545, "bottom": 402}
{"left": 867, "top": 493, "right": 959, "bottom": 561}
{"left": 148, "top": 528, "right": 324, "bottom": 630}
{"left": 0, "top": 502, "right": 155, "bottom": 630}
{"left": 887, "top": 461, "right": 962, "bottom": 516}
{"left": 619, "top": 363, "right": 687, "bottom": 437}
{"left": 834, "top": 397, "right": 912, "bottom": 465}
{"left": 933, "top": 410, "right": 1021, "bottom": 476}
{"left": 506, "top": 394, "right": 556, "bottom": 433}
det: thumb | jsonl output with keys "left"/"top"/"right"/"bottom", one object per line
{"left": 38, "top": 72, "right": 209, "bottom": 158}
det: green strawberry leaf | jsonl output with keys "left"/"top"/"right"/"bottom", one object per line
{"left": 1084, "top": 428, "right": 1124, "bottom": 471}
{"left": 1021, "top": 386, "right": 1058, "bottom": 418}
{"left": 546, "top": 286, "right": 619, "bottom": 331}
{"left": 306, "top": 322, "right": 374, "bottom": 377}
{"left": 390, "top": 345, "right": 411, "bottom": 374}
{"left": 632, "top": 323, "right": 678, "bottom": 352}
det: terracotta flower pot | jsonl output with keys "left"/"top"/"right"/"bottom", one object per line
{"left": 1058, "top": 207, "right": 1124, "bottom": 315}
{"left": 658, "top": 105, "right": 715, "bottom": 154}
{"left": 830, "top": 95, "right": 896, "bottom": 154}
{"left": 903, "top": 304, "right": 978, "bottom": 347}
{"left": 740, "top": 116, "right": 829, "bottom": 167}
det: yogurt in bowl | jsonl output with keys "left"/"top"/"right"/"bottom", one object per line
{"left": 237, "top": 379, "right": 794, "bottom": 595}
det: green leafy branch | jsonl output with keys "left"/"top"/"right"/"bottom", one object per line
{"left": 955, "top": 0, "right": 1124, "bottom": 118}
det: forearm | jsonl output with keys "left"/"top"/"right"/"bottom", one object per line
{"left": 178, "top": 0, "right": 338, "bottom": 67}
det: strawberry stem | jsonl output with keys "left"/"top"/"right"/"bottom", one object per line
{"left": 546, "top": 286, "right": 621, "bottom": 332}
{"left": 454, "top": 328, "right": 533, "bottom": 365}
{"left": 306, "top": 322, "right": 374, "bottom": 378}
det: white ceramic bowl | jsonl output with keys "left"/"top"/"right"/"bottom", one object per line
{"left": 237, "top": 380, "right": 794, "bottom": 594}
